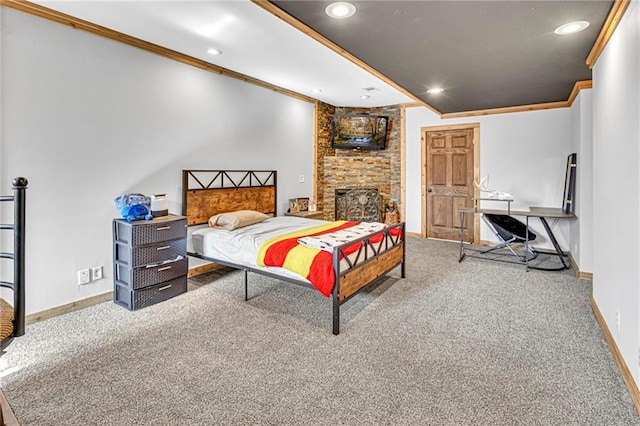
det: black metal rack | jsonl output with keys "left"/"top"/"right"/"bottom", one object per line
{"left": 1, "top": 177, "right": 28, "bottom": 353}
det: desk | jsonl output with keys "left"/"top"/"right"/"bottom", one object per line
{"left": 473, "top": 197, "right": 512, "bottom": 214}
{"left": 459, "top": 206, "right": 575, "bottom": 271}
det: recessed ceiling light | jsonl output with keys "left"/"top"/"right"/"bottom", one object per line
{"left": 360, "top": 95, "right": 370, "bottom": 100}
{"left": 207, "top": 48, "right": 223, "bottom": 55}
{"left": 554, "top": 21, "right": 590, "bottom": 35}
{"left": 427, "top": 88, "right": 444, "bottom": 94}
{"left": 326, "top": 2, "right": 356, "bottom": 19}
{"left": 362, "top": 86, "right": 379, "bottom": 92}
{"left": 312, "top": 88, "right": 323, "bottom": 94}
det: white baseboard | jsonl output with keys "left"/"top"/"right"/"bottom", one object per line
{"left": 26, "top": 291, "right": 112, "bottom": 325}
{"left": 590, "top": 297, "right": 640, "bottom": 416}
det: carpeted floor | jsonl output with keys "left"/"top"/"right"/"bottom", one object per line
{"left": 1, "top": 238, "right": 638, "bottom": 425}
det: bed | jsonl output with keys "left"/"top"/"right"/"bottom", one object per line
{"left": 182, "top": 169, "right": 406, "bottom": 334}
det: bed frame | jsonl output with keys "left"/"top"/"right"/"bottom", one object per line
{"left": 1, "top": 177, "right": 27, "bottom": 354}
{"left": 182, "top": 169, "right": 405, "bottom": 335}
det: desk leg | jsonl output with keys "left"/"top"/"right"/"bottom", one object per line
{"left": 525, "top": 216, "right": 530, "bottom": 272}
{"left": 458, "top": 210, "right": 466, "bottom": 262}
{"left": 539, "top": 217, "right": 570, "bottom": 269}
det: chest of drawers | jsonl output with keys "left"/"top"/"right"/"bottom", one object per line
{"left": 112, "top": 215, "right": 188, "bottom": 310}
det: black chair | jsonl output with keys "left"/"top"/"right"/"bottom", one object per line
{"left": 481, "top": 213, "right": 537, "bottom": 262}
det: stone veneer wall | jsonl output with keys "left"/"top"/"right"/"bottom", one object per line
{"left": 315, "top": 101, "right": 336, "bottom": 215}
{"left": 323, "top": 157, "right": 391, "bottom": 220}
{"left": 316, "top": 103, "right": 402, "bottom": 220}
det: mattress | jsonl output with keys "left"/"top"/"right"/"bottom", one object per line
{"left": 191, "top": 216, "right": 328, "bottom": 282}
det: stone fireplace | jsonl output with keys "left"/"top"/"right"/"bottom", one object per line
{"left": 315, "top": 103, "right": 402, "bottom": 222}
{"left": 322, "top": 156, "right": 391, "bottom": 220}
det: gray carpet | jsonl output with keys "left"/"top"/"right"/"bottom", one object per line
{"left": 1, "top": 238, "right": 638, "bottom": 425}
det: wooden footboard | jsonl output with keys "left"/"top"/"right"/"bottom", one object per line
{"left": 331, "top": 222, "right": 405, "bottom": 334}
{"left": 339, "top": 244, "right": 404, "bottom": 302}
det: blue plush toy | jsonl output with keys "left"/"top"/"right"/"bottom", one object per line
{"left": 114, "top": 193, "right": 153, "bottom": 222}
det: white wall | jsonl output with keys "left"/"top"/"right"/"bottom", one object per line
{"left": 0, "top": 7, "right": 7, "bottom": 304}
{"left": 0, "top": 9, "right": 315, "bottom": 314}
{"left": 592, "top": 0, "right": 640, "bottom": 387}
{"left": 0, "top": 7, "right": 3, "bottom": 171}
{"left": 569, "top": 90, "right": 594, "bottom": 273}
{"left": 405, "top": 106, "right": 573, "bottom": 250}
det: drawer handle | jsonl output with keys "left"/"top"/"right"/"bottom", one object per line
{"left": 158, "top": 284, "right": 172, "bottom": 291}
{"left": 156, "top": 246, "right": 170, "bottom": 251}
{"left": 156, "top": 226, "right": 171, "bottom": 231}
{"left": 157, "top": 266, "right": 172, "bottom": 272}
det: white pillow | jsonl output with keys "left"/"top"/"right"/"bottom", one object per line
{"left": 208, "top": 210, "right": 269, "bottom": 230}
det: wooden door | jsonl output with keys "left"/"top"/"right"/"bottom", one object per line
{"left": 425, "top": 128, "right": 474, "bottom": 242}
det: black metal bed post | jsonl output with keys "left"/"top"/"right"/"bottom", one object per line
{"left": 332, "top": 249, "right": 340, "bottom": 335}
{"left": 244, "top": 268, "right": 248, "bottom": 301}
{"left": 400, "top": 222, "right": 406, "bottom": 279}
{"left": 12, "top": 177, "right": 27, "bottom": 337}
{"left": 271, "top": 170, "right": 278, "bottom": 216}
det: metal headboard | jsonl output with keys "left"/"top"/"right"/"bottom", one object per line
{"left": 181, "top": 170, "right": 277, "bottom": 226}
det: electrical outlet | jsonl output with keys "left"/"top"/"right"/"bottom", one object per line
{"left": 299, "top": 175, "right": 305, "bottom": 183}
{"left": 92, "top": 266, "right": 103, "bottom": 281}
{"left": 616, "top": 310, "right": 621, "bottom": 332}
{"left": 77, "top": 268, "right": 91, "bottom": 285}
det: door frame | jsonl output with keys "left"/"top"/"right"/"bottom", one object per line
{"left": 421, "top": 123, "right": 480, "bottom": 242}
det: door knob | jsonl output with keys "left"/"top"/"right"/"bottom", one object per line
{"left": 427, "top": 188, "right": 433, "bottom": 193}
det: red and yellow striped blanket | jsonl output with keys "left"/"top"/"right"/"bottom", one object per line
{"left": 257, "top": 220, "right": 386, "bottom": 297}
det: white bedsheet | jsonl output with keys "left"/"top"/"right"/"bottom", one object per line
{"left": 191, "top": 216, "right": 328, "bottom": 281}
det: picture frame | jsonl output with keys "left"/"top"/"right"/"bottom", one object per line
{"left": 297, "top": 197, "right": 310, "bottom": 212}
{"left": 288, "top": 198, "right": 299, "bottom": 213}
{"left": 562, "top": 153, "right": 577, "bottom": 214}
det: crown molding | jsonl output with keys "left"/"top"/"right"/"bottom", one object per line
{"left": 438, "top": 80, "right": 592, "bottom": 119}
{"left": 567, "top": 80, "right": 593, "bottom": 105}
{"left": 0, "top": 0, "right": 317, "bottom": 104}
{"left": 586, "top": 0, "right": 632, "bottom": 69}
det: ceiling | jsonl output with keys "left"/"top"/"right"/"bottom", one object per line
{"left": 26, "top": 0, "right": 613, "bottom": 114}
{"left": 271, "top": 0, "right": 613, "bottom": 114}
